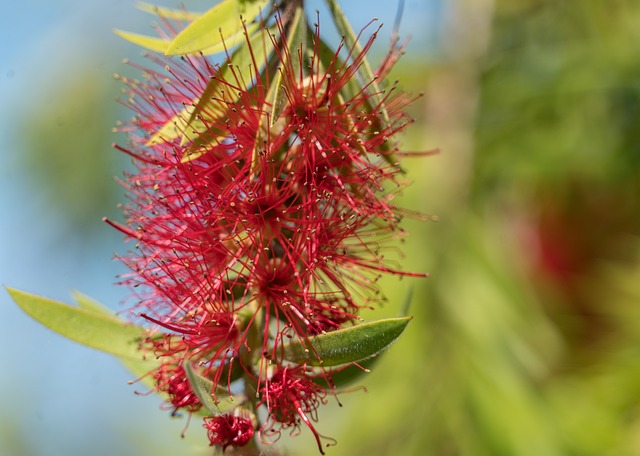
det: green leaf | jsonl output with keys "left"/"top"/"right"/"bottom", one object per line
{"left": 136, "top": 2, "right": 202, "bottom": 21}
{"left": 313, "top": 356, "right": 379, "bottom": 389}
{"left": 324, "top": 0, "right": 398, "bottom": 166}
{"left": 146, "top": 104, "right": 196, "bottom": 146}
{"left": 114, "top": 22, "right": 259, "bottom": 56}
{"left": 183, "top": 362, "right": 240, "bottom": 415}
{"left": 282, "top": 317, "right": 412, "bottom": 367}
{"left": 178, "top": 27, "right": 276, "bottom": 161}
{"left": 250, "top": 6, "right": 307, "bottom": 176}
{"left": 72, "top": 290, "right": 115, "bottom": 315}
{"left": 148, "top": 27, "right": 274, "bottom": 152}
{"left": 114, "top": 29, "right": 170, "bottom": 53}
{"left": 266, "top": 5, "right": 306, "bottom": 126}
{"left": 70, "top": 290, "right": 162, "bottom": 393}
{"left": 166, "top": 0, "right": 269, "bottom": 55}
{"left": 325, "top": 0, "right": 386, "bottom": 121}
{"left": 6, "top": 287, "right": 148, "bottom": 361}
{"left": 201, "top": 21, "right": 260, "bottom": 56}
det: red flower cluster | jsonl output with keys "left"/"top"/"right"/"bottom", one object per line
{"left": 204, "top": 413, "right": 255, "bottom": 450}
{"left": 108, "top": 13, "right": 424, "bottom": 453}
{"left": 259, "top": 365, "right": 334, "bottom": 452}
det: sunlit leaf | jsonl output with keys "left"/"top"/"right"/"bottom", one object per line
{"left": 166, "top": 0, "right": 269, "bottom": 55}
{"left": 179, "top": 27, "right": 276, "bottom": 161}
{"left": 72, "top": 290, "right": 115, "bottom": 316}
{"left": 115, "top": 22, "right": 259, "bottom": 56}
{"left": 6, "top": 287, "right": 147, "bottom": 361}
{"left": 283, "top": 317, "right": 412, "bottom": 367}
{"left": 148, "top": 27, "right": 274, "bottom": 152}
{"left": 136, "top": 2, "right": 202, "bottom": 21}
{"left": 114, "top": 29, "right": 170, "bottom": 53}
{"left": 146, "top": 104, "right": 196, "bottom": 146}
{"left": 183, "top": 362, "right": 240, "bottom": 415}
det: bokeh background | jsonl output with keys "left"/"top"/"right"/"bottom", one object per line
{"left": 2, "top": 0, "right": 640, "bottom": 455}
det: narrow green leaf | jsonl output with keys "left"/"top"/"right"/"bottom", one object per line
{"left": 217, "top": 26, "right": 275, "bottom": 94}
{"left": 69, "top": 290, "right": 162, "bottom": 393}
{"left": 166, "top": 0, "right": 269, "bottom": 55}
{"left": 266, "top": 5, "right": 306, "bottom": 126}
{"left": 200, "top": 21, "right": 260, "bottom": 56}
{"left": 249, "top": 6, "right": 307, "bottom": 176}
{"left": 147, "top": 24, "right": 273, "bottom": 148}
{"left": 183, "top": 362, "right": 240, "bottom": 415}
{"left": 146, "top": 104, "right": 196, "bottom": 146}
{"left": 324, "top": 0, "right": 398, "bottom": 166}
{"left": 179, "top": 27, "right": 275, "bottom": 161}
{"left": 6, "top": 287, "right": 147, "bottom": 361}
{"left": 119, "top": 356, "right": 162, "bottom": 391}
{"left": 114, "top": 23, "right": 258, "bottom": 56}
{"left": 283, "top": 317, "right": 412, "bottom": 367}
{"left": 114, "top": 29, "right": 169, "bottom": 53}
{"left": 313, "top": 356, "right": 379, "bottom": 389}
{"left": 72, "top": 290, "right": 115, "bottom": 316}
{"left": 136, "top": 2, "right": 202, "bottom": 21}
{"left": 325, "top": 0, "right": 386, "bottom": 121}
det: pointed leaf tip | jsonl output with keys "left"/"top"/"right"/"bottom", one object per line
{"left": 283, "top": 316, "right": 412, "bottom": 367}
{"left": 183, "top": 362, "right": 239, "bottom": 415}
{"left": 165, "top": 0, "right": 269, "bottom": 55}
{"left": 114, "top": 29, "right": 169, "bottom": 53}
{"left": 6, "top": 287, "right": 148, "bottom": 361}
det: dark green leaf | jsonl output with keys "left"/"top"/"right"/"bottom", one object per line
{"left": 183, "top": 362, "right": 240, "bottom": 415}
{"left": 314, "top": 356, "right": 380, "bottom": 389}
{"left": 6, "top": 287, "right": 147, "bottom": 361}
{"left": 282, "top": 316, "right": 412, "bottom": 366}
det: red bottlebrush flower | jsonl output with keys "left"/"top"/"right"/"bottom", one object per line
{"left": 151, "top": 363, "right": 202, "bottom": 415}
{"left": 204, "top": 413, "right": 255, "bottom": 450}
{"left": 108, "top": 9, "right": 427, "bottom": 452}
{"left": 109, "top": 17, "right": 420, "bottom": 363}
{"left": 139, "top": 312, "right": 240, "bottom": 414}
{"left": 259, "top": 366, "right": 334, "bottom": 454}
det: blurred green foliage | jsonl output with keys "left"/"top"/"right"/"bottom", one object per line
{"left": 293, "top": 1, "right": 640, "bottom": 455}
{"left": 16, "top": 62, "right": 124, "bottom": 233}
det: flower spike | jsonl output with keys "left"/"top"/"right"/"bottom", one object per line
{"left": 107, "top": 3, "right": 429, "bottom": 453}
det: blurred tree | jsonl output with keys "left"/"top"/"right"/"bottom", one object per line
{"left": 324, "top": 0, "right": 640, "bottom": 455}
{"left": 15, "top": 57, "right": 126, "bottom": 236}
{"left": 474, "top": 0, "right": 640, "bottom": 353}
